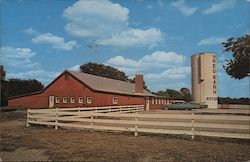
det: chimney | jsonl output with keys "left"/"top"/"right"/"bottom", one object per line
{"left": 135, "top": 75, "right": 143, "bottom": 94}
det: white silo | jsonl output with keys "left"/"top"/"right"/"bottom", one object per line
{"left": 191, "top": 53, "right": 218, "bottom": 108}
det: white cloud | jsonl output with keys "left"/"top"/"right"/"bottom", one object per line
{"left": 203, "top": 0, "right": 236, "bottom": 14}
{"left": 23, "top": 27, "right": 39, "bottom": 35}
{"left": 4, "top": 59, "right": 39, "bottom": 69}
{"left": 171, "top": 0, "right": 198, "bottom": 16}
{"left": 140, "top": 51, "right": 185, "bottom": 64}
{"left": 1, "top": 46, "right": 36, "bottom": 59}
{"left": 1, "top": 46, "right": 38, "bottom": 69}
{"left": 96, "top": 28, "right": 162, "bottom": 48}
{"left": 246, "top": 0, "right": 250, "bottom": 2}
{"left": 144, "top": 66, "right": 191, "bottom": 91}
{"left": 106, "top": 51, "right": 185, "bottom": 75}
{"left": 68, "top": 65, "right": 80, "bottom": 71}
{"left": 63, "top": 0, "right": 128, "bottom": 38}
{"left": 32, "top": 33, "right": 78, "bottom": 51}
{"left": 7, "top": 70, "right": 60, "bottom": 85}
{"left": 106, "top": 51, "right": 189, "bottom": 92}
{"left": 107, "top": 56, "right": 138, "bottom": 68}
{"left": 198, "top": 36, "right": 226, "bottom": 45}
{"left": 63, "top": 0, "right": 162, "bottom": 48}
{"left": 145, "top": 66, "right": 191, "bottom": 80}
{"left": 107, "top": 51, "right": 185, "bottom": 68}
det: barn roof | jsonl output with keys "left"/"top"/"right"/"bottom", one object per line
{"left": 8, "top": 70, "right": 157, "bottom": 100}
{"left": 67, "top": 70, "right": 155, "bottom": 97}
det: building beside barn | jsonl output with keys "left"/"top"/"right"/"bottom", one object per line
{"left": 8, "top": 70, "right": 168, "bottom": 110}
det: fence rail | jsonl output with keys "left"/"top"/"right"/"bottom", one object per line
{"left": 27, "top": 106, "right": 250, "bottom": 139}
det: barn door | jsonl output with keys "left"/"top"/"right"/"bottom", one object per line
{"left": 146, "top": 98, "right": 150, "bottom": 111}
{"left": 49, "top": 96, "right": 55, "bottom": 108}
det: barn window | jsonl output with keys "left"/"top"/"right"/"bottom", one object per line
{"left": 55, "top": 97, "right": 60, "bottom": 103}
{"left": 158, "top": 99, "right": 161, "bottom": 104}
{"left": 87, "top": 97, "right": 92, "bottom": 104}
{"left": 70, "top": 97, "right": 75, "bottom": 103}
{"left": 79, "top": 97, "right": 83, "bottom": 103}
{"left": 155, "top": 98, "right": 158, "bottom": 104}
{"left": 112, "top": 97, "right": 118, "bottom": 104}
{"left": 63, "top": 97, "right": 67, "bottom": 103}
{"left": 65, "top": 73, "right": 69, "bottom": 80}
{"left": 152, "top": 98, "right": 154, "bottom": 104}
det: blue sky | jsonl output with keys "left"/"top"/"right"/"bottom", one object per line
{"left": 1, "top": 0, "right": 249, "bottom": 97}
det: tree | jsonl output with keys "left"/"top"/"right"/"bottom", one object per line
{"left": 1, "top": 78, "right": 44, "bottom": 106}
{"left": 180, "top": 87, "right": 192, "bottom": 102}
{"left": 218, "top": 97, "right": 249, "bottom": 105}
{"left": 80, "top": 62, "right": 130, "bottom": 81}
{"left": 6, "top": 79, "right": 44, "bottom": 97}
{"left": 222, "top": 35, "right": 250, "bottom": 79}
{"left": 0, "top": 65, "right": 7, "bottom": 106}
{"left": 0, "top": 65, "right": 6, "bottom": 81}
{"left": 155, "top": 89, "right": 184, "bottom": 100}
{"left": 80, "top": 62, "right": 150, "bottom": 91}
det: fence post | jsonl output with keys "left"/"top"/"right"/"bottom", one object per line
{"left": 191, "top": 112, "right": 194, "bottom": 139}
{"left": 55, "top": 108, "right": 58, "bottom": 130}
{"left": 90, "top": 114, "right": 94, "bottom": 132}
{"left": 134, "top": 117, "right": 138, "bottom": 136}
{"left": 26, "top": 109, "right": 31, "bottom": 127}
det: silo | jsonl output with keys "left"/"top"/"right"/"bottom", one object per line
{"left": 191, "top": 53, "right": 218, "bottom": 108}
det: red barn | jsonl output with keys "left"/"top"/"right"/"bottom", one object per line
{"left": 8, "top": 70, "right": 168, "bottom": 110}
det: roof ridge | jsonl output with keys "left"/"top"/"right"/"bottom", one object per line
{"left": 66, "top": 70, "right": 134, "bottom": 85}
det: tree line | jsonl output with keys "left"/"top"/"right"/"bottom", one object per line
{"left": 0, "top": 65, "right": 44, "bottom": 106}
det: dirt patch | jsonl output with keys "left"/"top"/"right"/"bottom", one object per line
{"left": 1, "top": 147, "right": 49, "bottom": 161}
{"left": 1, "top": 110, "right": 250, "bottom": 161}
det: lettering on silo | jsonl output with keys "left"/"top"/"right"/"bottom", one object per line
{"left": 212, "top": 55, "right": 217, "bottom": 95}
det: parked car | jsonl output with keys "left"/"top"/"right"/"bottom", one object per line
{"left": 163, "top": 101, "right": 200, "bottom": 110}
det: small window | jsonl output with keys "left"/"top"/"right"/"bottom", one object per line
{"left": 112, "top": 97, "right": 118, "bottom": 104}
{"left": 158, "top": 99, "right": 161, "bottom": 104}
{"left": 87, "top": 97, "right": 92, "bottom": 104}
{"left": 152, "top": 98, "right": 154, "bottom": 104}
{"left": 55, "top": 97, "right": 60, "bottom": 104}
{"left": 155, "top": 99, "right": 158, "bottom": 104}
{"left": 70, "top": 97, "right": 75, "bottom": 103}
{"left": 79, "top": 97, "right": 83, "bottom": 103}
{"left": 63, "top": 97, "right": 67, "bottom": 103}
{"left": 164, "top": 99, "right": 166, "bottom": 104}
{"left": 65, "top": 73, "right": 69, "bottom": 80}
{"left": 161, "top": 99, "right": 164, "bottom": 104}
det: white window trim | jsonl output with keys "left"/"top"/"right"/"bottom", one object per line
{"left": 55, "top": 97, "right": 60, "bottom": 104}
{"left": 112, "top": 97, "right": 118, "bottom": 104}
{"left": 70, "top": 97, "right": 75, "bottom": 103}
{"left": 63, "top": 97, "right": 67, "bottom": 103}
{"left": 87, "top": 97, "right": 92, "bottom": 104}
{"left": 78, "top": 97, "right": 83, "bottom": 104}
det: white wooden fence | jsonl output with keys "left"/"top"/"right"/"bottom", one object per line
{"left": 26, "top": 106, "right": 250, "bottom": 139}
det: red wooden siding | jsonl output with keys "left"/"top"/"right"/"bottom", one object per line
{"left": 8, "top": 72, "right": 166, "bottom": 109}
